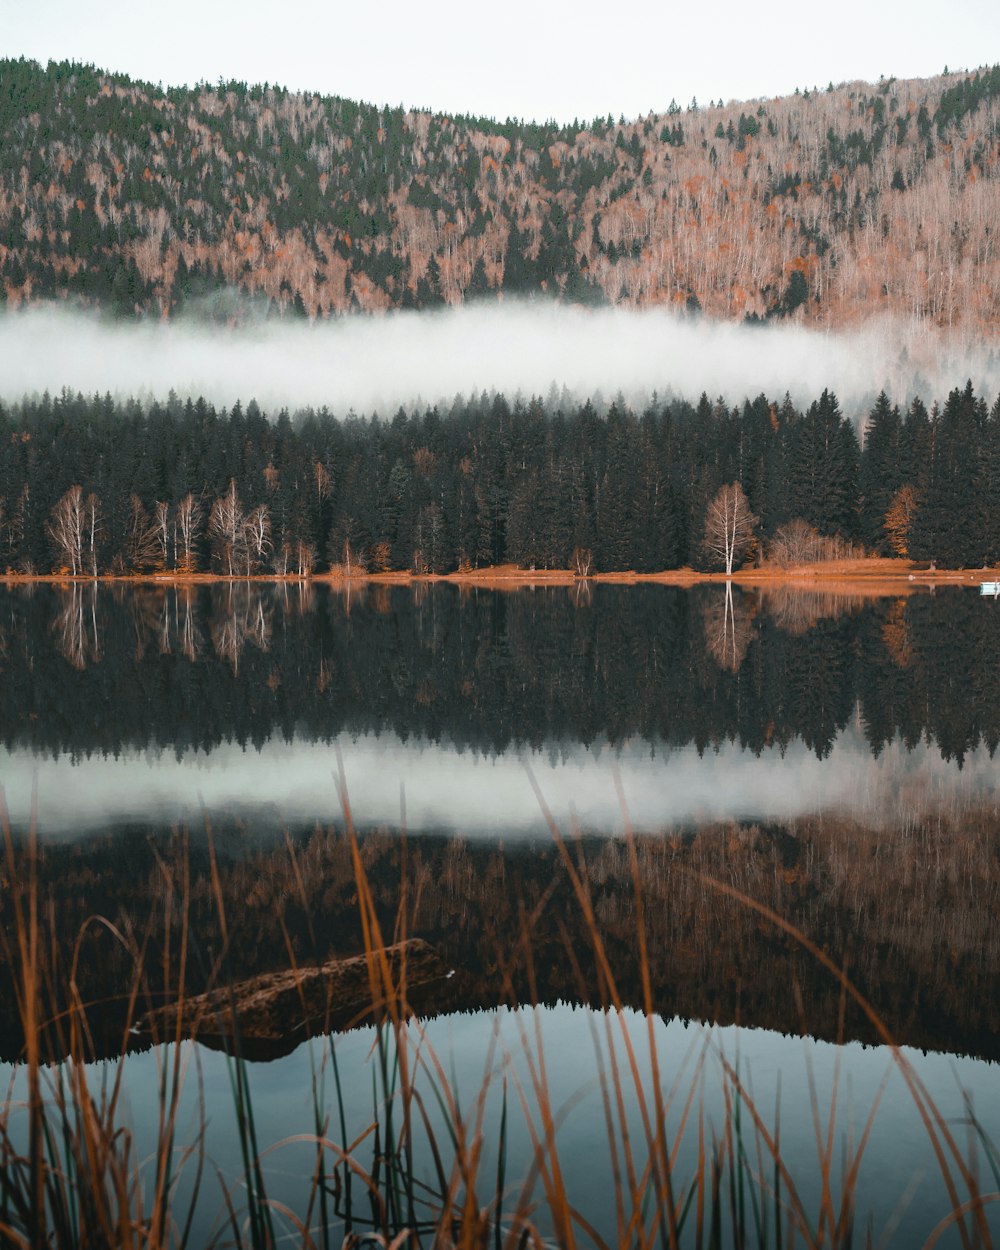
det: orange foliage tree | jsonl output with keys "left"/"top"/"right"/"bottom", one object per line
{"left": 884, "top": 485, "right": 918, "bottom": 558}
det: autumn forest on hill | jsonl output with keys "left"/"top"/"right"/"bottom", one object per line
{"left": 4, "top": 59, "right": 1000, "bottom": 579}
{"left": 1, "top": 57, "right": 1000, "bottom": 328}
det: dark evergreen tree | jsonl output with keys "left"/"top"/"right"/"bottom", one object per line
{"left": 860, "top": 391, "right": 903, "bottom": 549}
{"left": 976, "top": 395, "right": 1000, "bottom": 566}
{"left": 911, "top": 383, "right": 984, "bottom": 566}
{"left": 785, "top": 390, "right": 859, "bottom": 539}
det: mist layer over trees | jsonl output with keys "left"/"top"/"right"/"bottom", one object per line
{"left": 10, "top": 303, "right": 998, "bottom": 416}
{"left": 3, "top": 382, "right": 999, "bottom": 576}
{"left": 1, "top": 58, "right": 1000, "bottom": 333}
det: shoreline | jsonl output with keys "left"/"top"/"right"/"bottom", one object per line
{"left": 1, "top": 559, "right": 997, "bottom": 592}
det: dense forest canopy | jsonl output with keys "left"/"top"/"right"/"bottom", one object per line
{"left": 2, "top": 382, "right": 999, "bottom": 575}
{"left": 1, "top": 58, "right": 999, "bottom": 330}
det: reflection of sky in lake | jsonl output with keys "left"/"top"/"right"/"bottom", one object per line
{"left": 4, "top": 718, "right": 1000, "bottom": 836}
{"left": 2, "top": 1005, "right": 996, "bottom": 1247}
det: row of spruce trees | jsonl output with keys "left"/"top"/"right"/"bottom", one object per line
{"left": 1, "top": 382, "right": 998, "bottom": 576}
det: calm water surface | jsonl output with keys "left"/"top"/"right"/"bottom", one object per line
{"left": 1, "top": 582, "right": 999, "bottom": 1244}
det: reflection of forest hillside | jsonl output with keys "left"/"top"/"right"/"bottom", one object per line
{"left": 2, "top": 811, "right": 997, "bottom": 1063}
{"left": 2, "top": 583, "right": 999, "bottom": 762}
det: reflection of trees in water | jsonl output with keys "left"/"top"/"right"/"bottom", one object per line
{"left": 84, "top": 582, "right": 279, "bottom": 673}
{"left": 753, "top": 586, "right": 876, "bottom": 636}
{"left": 4, "top": 809, "right": 999, "bottom": 1063}
{"left": 209, "top": 584, "right": 273, "bottom": 672}
{"left": 51, "top": 583, "right": 101, "bottom": 670}
{"left": 126, "top": 588, "right": 172, "bottom": 660}
{"left": 176, "top": 586, "right": 201, "bottom": 661}
{"left": 881, "top": 598, "right": 913, "bottom": 668}
{"left": 367, "top": 584, "right": 394, "bottom": 615}
{"left": 284, "top": 579, "right": 315, "bottom": 617}
{"left": 330, "top": 578, "right": 367, "bottom": 618}
{"left": 701, "top": 582, "right": 754, "bottom": 672}
{"left": 3, "top": 584, "right": 1000, "bottom": 764}
{"left": 52, "top": 584, "right": 281, "bottom": 673}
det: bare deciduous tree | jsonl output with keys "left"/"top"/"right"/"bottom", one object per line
{"left": 768, "top": 519, "right": 867, "bottom": 566}
{"left": 413, "top": 502, "right": 446, "bottom": 574}
{"left": 208, "top": 480, "right": 244, "bottom": 577}
{"left": 2, "top": 485, "right": 27, "bottom": 570}
{"left": 768, "top": 518, "right": 822, "bottom": 566}
{"left": 273, "top": 541, "right": 292, "bottom": 577}
{"left": 312, "top": 460, "right": 331, "bottom": 502}
{"left": 83, "top": 492, "right": 102, "bottom": 578}
{"left": 124, "top": 495, "right": 161, "bottom": 572}
{"left": 151, "top": 501, "right": 170, "bottom": 571}
{"left": 242, "top": 504, "right": 272, "bottom": 576}
{"left": 295, "top": 540, "right": 316, "bottom": 578}
{"left": 46, "top": 485, "right": 85, "bottom": 576}
{"left": 572, "top": 546, "right": 594, "bottom": 578}
{"left": 702, "top": 482, "right": 757, "bottom": 576}
{"left": 174, "top": 492, "right": 203, "bottom": 573}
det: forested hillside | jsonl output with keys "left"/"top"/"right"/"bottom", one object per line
{"left": 2, "top": 58, "right": 999, "bottom": 329}
{"left": 3, "top": 383, "right": 999, "bottom": 575}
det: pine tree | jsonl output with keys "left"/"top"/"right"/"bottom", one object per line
{"left": 976, "top": 396, "right": 1000, "bottom": 565}
{"left": 786, "top": 390, "right": 859, "bottom": 539}
{"left": 910, "top": 383, "right": 983, "bottom": 566}
{"left": 860, "top": 391, "right": 903, "bottom": 549}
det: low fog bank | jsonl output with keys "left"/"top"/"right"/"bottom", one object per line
{"left": 3, "top": 726, "right": 992, "bottom": 838}
{"left": 2, "top": 303, "right": 999, "bottom": 420}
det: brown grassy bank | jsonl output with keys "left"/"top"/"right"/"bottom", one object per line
{"left": 2, "top": 558, "right": 998, "bottom": 593}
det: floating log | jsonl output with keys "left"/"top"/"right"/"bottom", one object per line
{"left": 138, "top": 939, "right": 446, "bottom": 1058}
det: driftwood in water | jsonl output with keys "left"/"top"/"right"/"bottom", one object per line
{"left": 138, "top": 939, "right": 445, "bottom": 1057}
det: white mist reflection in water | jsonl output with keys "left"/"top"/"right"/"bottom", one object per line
{"left": 3, "top": 720, "right": 1000, "bottom": 836}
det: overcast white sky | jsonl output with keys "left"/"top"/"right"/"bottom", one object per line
{"left": 5, "top": 0, "right": 999, "bottom": 123}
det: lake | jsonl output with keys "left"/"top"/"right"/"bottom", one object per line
{"left": 1, "top": 581, "right": 999, "bottom": 1246}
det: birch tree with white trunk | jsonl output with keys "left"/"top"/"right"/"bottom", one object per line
{"left": 702, "top": 482, "right": 757, "bottom": 576}
{"left": 174, "top": 492, "right": 203, "bottom": 573}
{"left": 46, "top": 484, "right": 85, "bottom": 576}
{"left": 83, "top": 492, "right": 102, "bottom": 578}
{"left": 242, "top": 504, "right": 272, "bottom": 576}
{"left": 208, "top": 479, "right": 244, "bottom": 577}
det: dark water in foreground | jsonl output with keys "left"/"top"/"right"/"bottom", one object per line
{"left": 1, "top": 582, "right": 999, "bottom": 1244}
